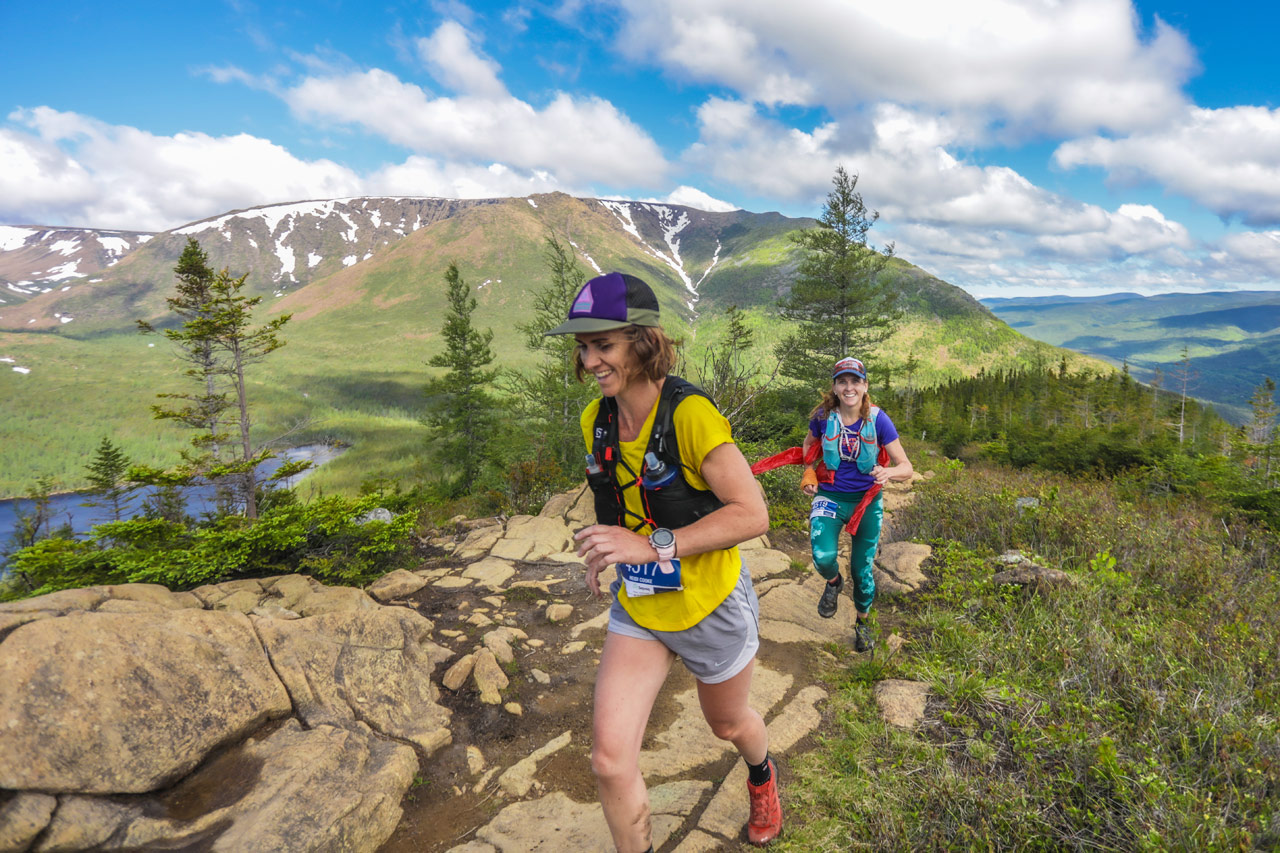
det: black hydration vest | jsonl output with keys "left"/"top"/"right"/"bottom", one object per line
{"left": 586, "top": 376, "right": 725, "bottom": 531}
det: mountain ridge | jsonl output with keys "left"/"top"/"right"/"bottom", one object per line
{"left": 0, "top": 192, "right": 1074, "bottom": 497}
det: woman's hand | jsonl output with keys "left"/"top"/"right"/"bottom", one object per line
{"left": 801, "top": 466, "right": 819, "bottom": 496}
{"left": 873, "top": 439, "right": 914, "bottom": 486}
{"left": 575, "top": 524, "right": 654, "bottom": 597}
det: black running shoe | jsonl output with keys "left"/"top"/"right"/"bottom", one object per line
{"left": 854, "top": 620, "right": 874, "bottom": 653}
{"left": 817, "top": 575, "right": 843, "bottom": 618}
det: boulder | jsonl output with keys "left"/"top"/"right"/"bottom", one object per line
{"left": 545, "top": 603, "right": 574, "bottom": 623}
{"left": 502, "top": 516, "right": 575, "bottom": 561}
{"left": 463, "top": 557, "right": 516, "bottom": 589}
{"left": 254, "top": 607, "right": 452, "bottom": 757}
{"left": 993, "top": 564, "right": 1075, "bottom": 592}
{"left": 875, "top": 541, "right": 932, "bottom": 590}
{"left": 443, "top": 653, "right": 477, "bottom": 691}
{"left": 484, "top": 631, "right": 515, "bottom": 665}
{"left": 457, "top": 525, "right": 504, "bottom": 559}
{"left": 874, "top": 679, "right": 930, "bottom": 728}
{"left": 537, "top": 485, "right": 586, "bottom": 521}
{"left": 472, "top": 649, "right": 509, "bottom": 705}
{"left": 563, "top": 481, "right": 596, "bottom": 527}
{"left": 34, "top": 720, "right": 416, "bottom": 853}
{"left": 0, "top": 792, "right": 57, "bottom": 851}
{"left": 0, "top": 609, "right": 290, "bottom": 793}
{"left": 367, "top": 569, "right": 430, "bottom": 602}
{"left": 743, "top": 548, "right": 792, "bottom": 581}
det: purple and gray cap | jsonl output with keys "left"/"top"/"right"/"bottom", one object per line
{"left": 545, "top": 271, "right": 661, "bottom": 335}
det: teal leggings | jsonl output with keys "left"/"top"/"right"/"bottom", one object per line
{"left": 809, "top": 488, "right": 883, "bottom": 614}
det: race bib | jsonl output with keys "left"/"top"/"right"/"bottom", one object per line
{"left": 810, "top": 497, "right": 840, "bottom": 522}
{"left": 619, "top": 558, "right": 683, "bottom": 597}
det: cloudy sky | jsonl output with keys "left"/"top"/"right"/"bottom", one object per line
{"left": 4, "top": 0, "right": 1279, "bottom": 297}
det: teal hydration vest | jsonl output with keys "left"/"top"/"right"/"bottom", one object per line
{"left": 821, "top": 406, "right": 882, "bottom": 475}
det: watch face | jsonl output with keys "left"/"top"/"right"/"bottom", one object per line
{"left": 650, "top": 528, "right": 675, "bottom": 548}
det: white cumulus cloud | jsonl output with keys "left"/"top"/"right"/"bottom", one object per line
{"left": 4, "top": 107, "right": 363, "bottom": 231}
{"left": 282, "top": 21, "right": 670, "bottom": 187}
{"left": 1054, "top": 105, "right": 1280, "bottom": 226}
{"left": 416, "top": 21, "right": 507, "bottom": 98}
{"left": 612, "top": 0, "right": 1194, "bottom": 137}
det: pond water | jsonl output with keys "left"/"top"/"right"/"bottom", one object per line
{"left": 0, "top": 444, "right": 347, "bottom": 570}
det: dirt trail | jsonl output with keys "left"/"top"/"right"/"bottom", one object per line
{"left": 378, "top": 494, "right": 923, "bottom": 852}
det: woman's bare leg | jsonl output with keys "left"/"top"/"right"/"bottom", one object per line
{"left": 592, "top": 631, "right": 676, "bottom": 852}
{"left": 695, "top": 658, "right": 768, "bottom": 764}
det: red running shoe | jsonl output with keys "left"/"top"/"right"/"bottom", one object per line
{"left": 746, "top": 756, "right": 782, "bottom": 846}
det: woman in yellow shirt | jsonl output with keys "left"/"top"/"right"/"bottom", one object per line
{"left": 547, "top": 271, "right": 781, "bottom": 850}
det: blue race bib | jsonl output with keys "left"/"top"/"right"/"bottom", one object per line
{"left": 618, "top": 558, "right": 683, "bottom": 597}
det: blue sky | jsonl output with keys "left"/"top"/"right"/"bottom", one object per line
{"left": 4, "top": 0, "right": 1279, "bottom": 298}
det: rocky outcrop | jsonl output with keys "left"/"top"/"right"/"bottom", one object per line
{"left": 874, "top": 679, "right": 931, "bottom": 728}
{"left": 0, "top": 608, "right": 291, "bottom": 794}
{"left": 31, "top": 720, "right": 416, "bottom": 852}
{"left": 0, "top": 576, "right": 450, "bottom": 851}
{"left": 994, "top": 550, "right": 1076, "bottom": 592}
{"left": 0, "top": 471, "right": 942, "bottom": 851}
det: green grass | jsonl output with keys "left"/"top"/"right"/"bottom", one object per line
{"left": 777, "top": 464, "right": 1280, "bottom": 851}
{"left": 0, "top": 287, "right": 1090, "bottom": 499}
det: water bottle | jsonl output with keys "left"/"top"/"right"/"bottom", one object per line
{"left": 585, "top": 453, "right": 603, "bottom": 476}
{"left": 641, "top": 451, "right": 677, "bottom": 489}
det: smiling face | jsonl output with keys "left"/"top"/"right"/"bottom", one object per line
{"left": 574, "top": 328, "right": 639, "bottom": 397}
{"left": 832, "top": 373, "right": 868, "bottom": 414}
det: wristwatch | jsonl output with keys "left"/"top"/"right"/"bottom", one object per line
{"left": 648, "top": 527, "right": 676, "bottom": 563}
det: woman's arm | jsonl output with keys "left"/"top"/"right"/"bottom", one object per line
{"left": 801, "top": 431, "right": 820, "bottom": 496}
{"left": 870, "top": 438, "right": 913, "bottom": 485}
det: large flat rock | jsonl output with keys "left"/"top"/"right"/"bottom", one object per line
{"left": 0, "top": 609, "right": 291, "bottom": 793}
{"left": 254, "top": 607, "right": 453, "bottom": 756}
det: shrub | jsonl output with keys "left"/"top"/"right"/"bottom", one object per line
{"left": 4, "top": 493, "right": 417, "bottom": 599}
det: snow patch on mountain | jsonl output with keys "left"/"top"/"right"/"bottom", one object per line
{"left": 569, "top": 240, "right": 602, "bottom": 275}
{"left": 598, "top": 200, "right": 697, "bottom": 296}
{"left": 0, "top": 227, "right": 37, "bottom": 251}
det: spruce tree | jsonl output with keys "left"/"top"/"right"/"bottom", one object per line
{"left": 694, "top": 305, "right": 777, "bottom": 433}
{"left": 423, "top": 263, "right": 498, "bottom": 494}
{"left": 82, "top": 436, "right": 134, "bottom": 522}
{"left": 510, "top": 235, "right": 596, "bottom": 479}
{"left": 203, "top": 266, "right": 296, "bottom": 519}
{"left": 138, "top": 238, "right": 232, "bottom": 481}
{"left": 776, "top": 166, "right": 901, "bottom": 389}
{"left": 139, "top": 238, "right": 298, "bottom": 519}
{"left": 1240, "top": 378, "right": 1279, "bottom": 486}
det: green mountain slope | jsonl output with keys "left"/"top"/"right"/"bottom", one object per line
{"left": 1, "top": 193, "right": 1088, "bottom": 498}
{"left": 982, "top": 291, "right": 1280, "bottom": 417}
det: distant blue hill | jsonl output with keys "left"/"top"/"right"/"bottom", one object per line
{"left": 981, "top": 290, "right": 1280, "bottom": 421}
{"left": 1157, "top": 304, "right": 1280, "bottom": 335}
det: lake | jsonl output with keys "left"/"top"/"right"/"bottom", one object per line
{"left": 0, "top": 444, "right": 347, "bottom": 569}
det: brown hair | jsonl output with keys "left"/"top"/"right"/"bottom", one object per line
{"left": 573, "top": 325, "right": 676, "bottom": 384}
{"left": 808, "top": 384, "right": 873, "bottom": 422}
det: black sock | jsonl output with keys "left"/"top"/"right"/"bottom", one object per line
{"left": 827, "top": 577, "right": 840, "bottom": 585}
{"left": 747, "top": 753, "right": 772, "bottom": 785}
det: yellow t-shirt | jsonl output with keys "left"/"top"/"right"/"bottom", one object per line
{"left": 580, "top": 389, "right": 742, "bottom": 632}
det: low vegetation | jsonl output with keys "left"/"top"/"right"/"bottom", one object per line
{"left": 781, "top": 462, "right": 1279, "bottom": 851}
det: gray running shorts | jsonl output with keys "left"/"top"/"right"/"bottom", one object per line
{"left": 608, "top": 562, "right": 760, "bottom": 684}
